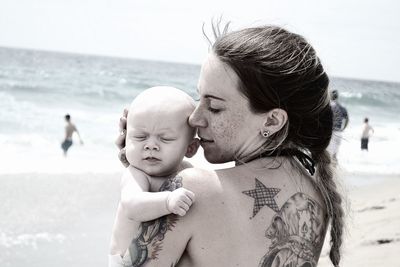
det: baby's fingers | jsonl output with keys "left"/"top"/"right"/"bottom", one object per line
{"left": 180, "top": 195, "right": 194, "bottom": 207}
{"left": 178, "top": 200, "right": 190, "bottom": 212}
{"left": 176, "top": 208, "right": 187, "bottom": 217}
{"left": 185, "top": 190, "right": 195, "bottom": 203}
{"left": 180, "top": 188, "right": 195, "bottom": 203}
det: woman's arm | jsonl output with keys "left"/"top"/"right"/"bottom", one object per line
{"left": 109, "top": 202, "right": 141, "bottom": 257}
{"left": 109, "top": 167, "right": 153, "bottom": 258}
{"left": 128, "top": 173, "right": 198, "bottom": 267}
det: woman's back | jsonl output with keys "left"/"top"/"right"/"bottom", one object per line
{"left": 176, "top": 158, "right": 328, "bottom": 267}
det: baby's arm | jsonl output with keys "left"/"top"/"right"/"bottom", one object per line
{"left": 120, "top": 166, "right": 195, "bottom": 221}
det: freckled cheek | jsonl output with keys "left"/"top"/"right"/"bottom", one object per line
{"left": 211, "top": 115, "right": 243, "bottom": 148}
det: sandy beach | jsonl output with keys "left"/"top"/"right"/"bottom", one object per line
{"left": 0, "top": 172, "right": 121, "bottom": 267}
{"left": 318, "top": 172, "right": 400, "bottom": 266}
{"left": 0, "top": 169, "right": 398, "bottom": 266}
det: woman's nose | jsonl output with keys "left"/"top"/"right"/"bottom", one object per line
{"left": 189, "top": 105, "right": 207, "bottom": 128}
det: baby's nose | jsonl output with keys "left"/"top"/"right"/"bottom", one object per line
{"left": 144, "top": 142, "right": 159, "bottom": 151}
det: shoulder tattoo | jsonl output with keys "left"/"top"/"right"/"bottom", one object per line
{"left": 243, "top": 178, "right": 327, "bottom": 267}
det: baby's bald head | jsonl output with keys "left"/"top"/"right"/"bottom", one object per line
{"left": 127, "top": 86, "right": 196, "bottom": 140}
{"left": 129, "top": 86, "right": 195, "bottom": 116}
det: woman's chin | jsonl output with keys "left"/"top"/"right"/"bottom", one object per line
{"left": 203, "top": 150, "right": 231, "bottom": 164}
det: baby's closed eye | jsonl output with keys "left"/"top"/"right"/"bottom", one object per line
{"left": 160, "top": 137, "right": 176, "bottom": 143}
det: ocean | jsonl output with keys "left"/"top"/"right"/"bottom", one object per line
{"left": 1, "top": 46, "right": 400, "bottom": 175}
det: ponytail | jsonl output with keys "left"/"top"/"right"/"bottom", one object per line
{"left": 314, "top": 150, "right": 344, "bottom": 267}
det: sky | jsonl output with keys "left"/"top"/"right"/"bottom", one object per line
{"left": 0, "top": 0, "right": 399, "bottom": 82}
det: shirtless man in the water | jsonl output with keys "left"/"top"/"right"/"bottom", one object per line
{"left": 61, "top": 114, "right": 83, "bottom": 156}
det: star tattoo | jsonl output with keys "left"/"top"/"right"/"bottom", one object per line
{"left": 242, "top": 178, "right": 281, "bottom": 217}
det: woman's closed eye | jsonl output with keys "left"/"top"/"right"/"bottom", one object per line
{"left": 208, "top": 107, "right": 222, "bottom": 114}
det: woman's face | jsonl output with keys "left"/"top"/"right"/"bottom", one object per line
{"left": 189, "top": 53, "right": 266, "bottom": 164}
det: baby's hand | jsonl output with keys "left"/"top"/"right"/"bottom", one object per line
{"left": 166, "top": 188, "right": 195, "bottom": 216}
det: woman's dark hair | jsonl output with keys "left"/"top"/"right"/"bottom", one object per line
{"left": 211, "top": 25, "right": 343, "bottom": 266}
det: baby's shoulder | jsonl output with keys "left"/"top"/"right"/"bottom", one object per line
{"left": 122, "top": 166, "right": 151, "bottom": 185}
{"left": 178, "top": 160, "right": 194, "bottom": 171}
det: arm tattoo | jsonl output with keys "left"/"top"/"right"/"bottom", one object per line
{"left": 127, "top": 176, "right": 183, "bottom": 267}
{"left": 243, "top": 179, "right": 326, "bottom": 267}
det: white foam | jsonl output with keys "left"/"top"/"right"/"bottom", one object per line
{"left": 0, "top": 133, "right": 122, "bottom": 174}
{"left": 0, "top": 232, "right": 65, "bottom": 249}
{"left": 338, "top": 123, "right": 400, "bottom": 175}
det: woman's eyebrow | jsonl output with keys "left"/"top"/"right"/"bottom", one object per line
{"left": 204, "top": 94, "right": 225, "bottom": 101}
{"left": 197, "top": 86, "right": 225, "bottom": 101}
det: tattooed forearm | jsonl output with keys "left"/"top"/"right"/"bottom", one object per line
{"left": 243, "top": 179, "right": 326, "bottom": 267}
{"left": 127, "top": 176, "right": 183, "bottom": 267}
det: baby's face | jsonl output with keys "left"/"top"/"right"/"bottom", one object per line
{"left": 126, "top": 107, "right": 194, "bottom": 177}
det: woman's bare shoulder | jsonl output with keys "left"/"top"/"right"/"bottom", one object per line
{"left": 177, "top": 167, "right": 218, "bottom": 185}
{"left": 176, "top": 167, "right": 223, "bottom": 200}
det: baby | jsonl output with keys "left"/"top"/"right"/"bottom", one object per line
{"left": 108, "top": 86, "right": 199, "bottom": 267}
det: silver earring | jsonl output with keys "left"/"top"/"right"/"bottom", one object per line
{"left": 262, "top": 131, "right": 270, "bottom": 138}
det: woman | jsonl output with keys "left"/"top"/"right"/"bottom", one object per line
{"left": 116, "top": 25, "right": 343, "bottom": 267}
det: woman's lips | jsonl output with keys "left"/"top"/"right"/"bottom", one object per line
{"left": 199, "top": 136, "right": 214, "bottom": 144}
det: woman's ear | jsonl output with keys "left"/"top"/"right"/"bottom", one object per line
{"left": 261, "top": 108, "right": 288, "bottom": 135}
{"left": 185, "top": 138, "right": 200, "bottom": 158}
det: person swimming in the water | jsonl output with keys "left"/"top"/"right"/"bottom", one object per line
{"left": 61, "top": 114, "right": 83, "bottom": 156}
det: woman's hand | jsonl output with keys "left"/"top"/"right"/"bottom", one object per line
{"left": 115, "top": 108, "right": 129, "bottom": 167}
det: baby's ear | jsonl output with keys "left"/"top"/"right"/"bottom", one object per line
{"left": 185, "top": 138, "right": 200, "bottom": 158}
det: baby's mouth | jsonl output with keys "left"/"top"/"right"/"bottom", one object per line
{"left": 144, "top": 156, "right": 161, "bottom": 162}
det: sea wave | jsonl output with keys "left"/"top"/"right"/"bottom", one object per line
{"left": 0, "top": 232, "right": 66, "bottom": 249}
{"left": 1, "top": 47, "right": 399, "bottom": 176}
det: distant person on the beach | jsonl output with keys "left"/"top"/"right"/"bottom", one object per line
{"left": 108, "top": 87, "right": 199, "bottom": 267}
{"left": 61, "top": 114, "right": 83, "bottom": 156}
{"left": 361, "top": 117, "right": 374, "bottom": 151}
{"left": 328, "top": 90, "right": 349, "bottom": 161}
